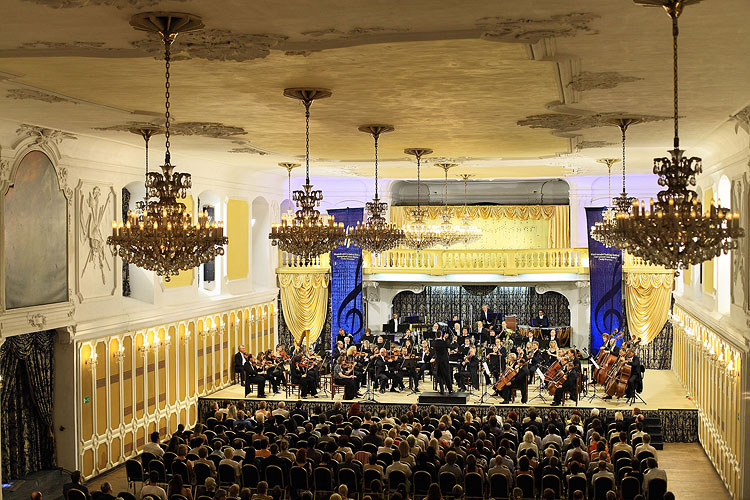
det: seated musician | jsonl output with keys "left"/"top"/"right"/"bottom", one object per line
{"left": 478, "top": 322, "right": 491, "bottom": 345}
{"left": 548, "top": 328, "right": 558, "bottom": 345}
{"left": 499, "top": 320, "right": 513, "bottom": 340}
{"left": 343, "top": 336, "right": 353, "bottom": 352}
{"left": 332, "top": 340, "right": 346, "bottom": 362}
{"left": 401, "top": 328, "right": 416, "bottom": 347}
{"left": 487, "top": 324, "right": 497, "bottom": 345}
{"left": 401, "top": 345, "right": 420, "bottom": 392}
{"left": 333, "top": 357, "right": 358, "bottom": 400}
{"left": 417, "top": 340, "right": 433, "bottom": 380}
{"left": 373, "top": 348, "right": 390, "bottom": 393}
{"left": 389, "top": 347, "right": 406, "bottom": 392}
{"left": 500, "top": 353, "right": 529, "bottom": 404}
{"left": 290, "top": 354, "right": 317, "bottom": 398}
{"left": 451, "top": 322, "right": 462, "bottom": 338}
{"left": 376, "top": 335, "right": 386, "bottom": 350}
{"left": 258, "top": 352, "right": 281, "bottom": 394}
{"left": 360, "top": 328, "right": 375, "bottom": 346}
{"left": 361, "top": 339, "right": 374, "bottom": 355}
{"left": 532, "top": 308, "right": 549, "bottom": 328}
{"left": 528, "top": 341, "right": 543, "bottom": 383}
{"left": 459, "top": 336, "right": 472, "bottom": 357}
{"left": 336, "top": 327, "right": 354, "bottom": 346}
{"left": 347, "top": 345, "right": 366, "bottom": 390}
{"left": 552, "top": 361, "right": 579, "bottom": 405}
{"left": 547, "top": 340, "right": 562, "bottom": 361}
{"left": 425, "top": 322, "right": 441, "bottom": 340}
{"left": 454, "top": 346, "right": 479, "bottom": 391}
{"left": 602, "top": 330, "right": 621, "bottom": 356}
{"left": 404, "top": 338, "right": 416, "bottom": 355}
{"left": 244, "top": 354, "right": 267, "bottom": 397}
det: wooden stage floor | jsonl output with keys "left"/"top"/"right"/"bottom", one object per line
{"left": 206, "top": 369, "right": 696, "bottom": 411}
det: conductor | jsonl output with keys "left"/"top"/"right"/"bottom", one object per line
{"left": 431, "top": 331, "right": 453, "bottom": 394}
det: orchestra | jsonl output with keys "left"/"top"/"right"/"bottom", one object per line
{"left": 230, "top": 314, "right": 644, "bottom": 407}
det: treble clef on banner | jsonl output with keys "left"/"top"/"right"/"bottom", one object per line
{"left": 594, "top": 256, "right": 622, "bottom": 335}
{"left": 338, "top": 254, "right": 364, "bottom": 337}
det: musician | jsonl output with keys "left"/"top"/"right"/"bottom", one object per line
{"left": 528, "top": 341, "right": 543, "bottom": 382}
{"left": 425, "top": 323, "right": 441, "bottom": 340}
{"left": 306, "top": 347, "right": 322, "bottom": 390}
{"left": 478, "top": 304, "right": 492, "bottom": 325}
{"left": 332, "top": 340, "right": 346, "bottom": 362}
{"left": 243, "top": 355, "right": 267, "bottom": 397}
{"left": 401, "top": 346, "right": 420, "bottom": 392}
{"left": 548, "top": 329, "right": 558, "bottom": 345}
{"left": 459, "top": 336, "right": 473, "bottom": 357}
{"left": 290, "top": 354, "right": 317, "bottom": 398}
{"left": 432, "top": 331, "right": 453, "bottom": 394}
{"left": 361, "top": 339, "right": 374, "bottom": 355}
{"left": 400, "top": 328, "right": 416, "bottom": 347}
{"left": 257, "top": 353, "right": 281, "bottom": 394}
{"left": 451, "top": 322, "right": 462, "bottom": 338}
{"left": 417, "top": 340, "right": 433, "bottom": 380}
{"left": 500, "top": 353, "right": 529, "bottom": 404}
{"left": 360, "top": 328, "right": 375, "bottom": 346}
{"left": 387, "top": 313, "right": 400, "bottom": 333}
{"left": 403, "top": 338, "right": 416, "bottom": 355}
{"left": 234, "top": 345, "right": 248, "bottom": 386}
{"left": 547, "top": 340, "right": 562, "bottom": 361}
{"left": 343, "top": 336, "right": 353, "bottom": 352}
{"left": 333, "top": 357, "right": 358, "bottom": 400}
{"left": 376, "top": 335, "right": 386, "bottom": 350}
{"left": 499, "top": 320, "right": 513, "bottom": 340}
{"left": 625, "top": 349, "right": 642, "bottom": 399}
{"left": 389, "top": 347, "right": 406, "bottom": 392}
{"left": 551, "top": 361, "right": 579, "bottom": 405}
{"left": 454, "top": 346, "right": 479, "bottom": 391}
{"left": 375, "top": 348, "right": 392, "bottom": 393}
{"left": 487, "top": 324, "right": 497, "bottom": 345}
{"left": 532, "top": 309, "right": 549, "bottom": 328}
{"left": 336, "top": 328, "right": 354, "bottom": 346}
{"left": 487, "top": 341, "right": 503, "bottom": 382}
{"left": 602, "top": 331, "right": 621, "bottom": 356}
{"left": 347, "top": 345, "right": 366, "bottom": 390}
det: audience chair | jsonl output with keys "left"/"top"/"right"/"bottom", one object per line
{"left": 194, "top": 463, "right": 212, "bottom": 487}
{"left": 314, "top": 467, "right": 335, "bottom": 500}
{"left": 567, "top": 476, "right": 587, "bottom": 500}
{"left": 172, "top": 460, "right": 191, "bottom": 485}
{"left": 620, "top": 476, "right": 640, "bottom": 500}
{"left": 439, "top": 471, "right": 457, "bottom": 498}
{"left": 489, "top": 473, "right": 510, "bottom": 500}
{"left": 218, "top": 463, "right": 237, "bottom": 488}
{"left": 463, "top": 472, "right": 483, "bottom": 500}
{"left": 541, "top": 474, "right": 562, "bottom": 499}
{"left": 636, "top": 450, "right": 654, "bottom": 462}
{"left": 117, "top": 492, "right": 137, "bottom": 500}
{"left": 413, "top": 470, "right": 432, "bottom": 498}
{"left": 290, "top": 466, "right": 309, "bottom": 499}
{"left": 338, "top": 468, "right": 360, "bottom": 499}
{"left": 149, "top": 460, "right": 168, "bottom": 486}
{"left": 516, "top": 474, "right": 534, "bottom": 499}
{"left": 125, "top": 459, "right": 144, "bottom": 492}
{"left": 388, "top": 470, "right": 407, "bottom": 494}
{"left": 363, "top": 469, "right": 382, "bottom": 494}
{"left": 647, "top": 478, "right": 667, "bottom": 500}
{"left": 163, "top": 452, "right": 177, "bottom": 474}
{"left": 68, "top": 490, "right": 87, "bottom": 500}
{"left": 141, "top": 452, "right": 157, "bottom": 470}
{"left": 265, "top": 464, "right": 285, "bottom": 493}
{"left": 616, "top": 466, "right": 632, "bottom": 486}
{"left": 242, "top": 464, "right": 260, "bottom": 491}
{"left": 593, "top": 476, "right": 614, "bottom": 500}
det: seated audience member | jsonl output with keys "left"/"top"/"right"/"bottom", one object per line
{"left": 612, "top": 432, "right": 633, "bottom": 457}
{"left": 591, "top": 460, "right": 615, "bottom": 487}
{"left": 143, "top": 431, "right": 165, "bottom": 458}
{"left": 635, "top": 434, "right": 658, "bottom": 460}
{"left": 219, "top": 448, "right": 241, "bottom": 480}
{"left": 642, "top": 458, "right": 667, "bottom": 493}
{"left": 167, "top": 476, "right": 193, "bottom": 500}
{"left": 63, "top": 471, "right": 92, "bottom": 500}
{"left": 250, "top": 482, "right": 272, "bottom": 500}
{"left": 140, "top": 471, "right": 168, "bottom": 500}
{"left": 93, "top": 483, "right": 116, "bottom": 500}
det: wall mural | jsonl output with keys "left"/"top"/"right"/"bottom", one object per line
{"left": 4, "top": 151, "right": 68, "bottom": 309}
{"left": 76, "top": 182, "right": 116, "bottom": 300}
{"left": 392, "top": 285, "right": 570, "bottom": 328}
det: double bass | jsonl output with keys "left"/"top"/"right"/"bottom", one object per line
{"left": 494, "top": 358, "right": 527, "bottom": 391}
{"left": 604, "top": 339, "right": 641, "bottom": 397}
{"left": 595, "top": 331, "right": 624, "bottom": 384}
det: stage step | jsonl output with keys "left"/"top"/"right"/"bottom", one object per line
{"left": 418, "top": 391, "right": 468, "bottom": 405}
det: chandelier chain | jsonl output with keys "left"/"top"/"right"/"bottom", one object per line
{"left": 672, "top": 14, "right": 679, "bottom": 147}
{"left": 304, "top": 101, "right": 311, "bottom": 184}
{"left": 374, "top": 133, "right": 379, "bottom": 200}
{"left": 621, "top": 127, "right": 626, "bottom": 193}
{"left": 163, "top": 34, "right": 174, "bottom": 161}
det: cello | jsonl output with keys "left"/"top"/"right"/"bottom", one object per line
{"left": 595, "top": 331, "right": 624, "bottom": 385}
{"left": 495, "top": 357, "right": 527, "bottom": 391}
{"left": 604, "top": 340, "right": 640, "bottom": 397}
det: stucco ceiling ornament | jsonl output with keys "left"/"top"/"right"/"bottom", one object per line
{"left": 22, "top": 0, "right": 187, "bottom": 9}
{"left": 576, "top": 140, "right": 616, "bottom": 151}
{"left": 477, "top": 13, "right": 598, "bottom": 44}
{"left": 568, "top": 71, "right": 643, "bottom": 92}
{"left": 517, "top": 111, "right": 670, "bottom": 136}
{"left": 15, "top": 124, "right": 77, "bottom": 149}
{"left": 169, "top": 121, "right": 247, "bottom": 139}
{"left": 7, "top": 88, "right": 78, "bottom": 104}
{"left": 300, "top": 26, "right": 409, "bottom": 39}
{"left": 228, "top": 144, "right": 269, "bottom": 155}
{"left": 18, "top": 40, "right": 107, "bottom": 49}
{"left": 131, "top": 29, "right": 287, "bottom": 62}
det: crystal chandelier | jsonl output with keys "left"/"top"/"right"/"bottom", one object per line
{"left": 434, "top": 163, "right": 481, "bottom": 247}
{"left": 456, "top": 174, "right": 482, "bottom": 245}
{"left": 402, "top": 148, "right": 442, "bottom": 251}
{"left": 279, "top": 162, "right": 300, "bottom": 222}
{"left": 108, "top": 13, "right": 227, "bottom": 281}
{"left": 590, "top": 157, "right": 619, "bottom": 245}
{"left": 609, "top": 0, "right": 744, "bottom": 270}
{"left": 130, "top": 125, "right": 161, "bottom": 213}
{"left": 268, "top": 88, "right": 346, "bottom": 262}
{"left": 351, "top": 125, "right": 404, "bottom": 253}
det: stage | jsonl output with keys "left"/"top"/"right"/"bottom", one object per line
{"left": 199, "top": 369, "right": 698, "bottom": 443}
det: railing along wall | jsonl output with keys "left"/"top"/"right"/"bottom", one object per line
{"left": 277, "top": 251, "right": 330, "bottom": 272}
{"left": 365, "top": 248, "right": 589, "bottom": 275}
{"left": 671, "top": 305, "right": 744, "bottom": 499}
{"left": 77, "top": 300, "right": 275, "bottom": 478}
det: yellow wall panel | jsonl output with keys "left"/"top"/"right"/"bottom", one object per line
{"left": 227, "top": 199, "right": 249, "bottom": 281}
{"left": 703, "top": 188, "right": 715, "bottom": 294}
{"left": 81, "top": 345, "right": 93, "bottom": 439}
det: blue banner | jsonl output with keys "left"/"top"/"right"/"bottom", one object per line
{"left": 328, "top": 208, "right": 364, "bottom": 348}
{"left": 586, "top": 207, "right": 623, "bottom": 353}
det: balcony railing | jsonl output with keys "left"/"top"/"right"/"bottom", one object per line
{"left": 277, "top": 248, "right": 589, "bottom": 275}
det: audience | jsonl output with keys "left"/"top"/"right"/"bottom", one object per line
{"left": 63, "top": 471, "right": 91, "bottom": 500}
{"left": 140, "top": 470, "right": 167, "bottom": 500}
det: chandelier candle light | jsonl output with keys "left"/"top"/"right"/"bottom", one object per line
{"left": 611, "top": 0, "right": 744, "bottom": 270}
{"left": 108, "top": 12, "right": 228, "bottom": 281}
{"left": 268, "top": 88, "right": 346, "bottom": 262}
{"left": 402, "top": 148, "right": 442, "bottom": 251}
{"left": 352, "top": 125, "right": 405, "bottom": 253}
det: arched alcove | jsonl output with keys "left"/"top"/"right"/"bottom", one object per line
{"left": 717, "top": 176, "right": 731, "bottom": 313}
{"left": 198, "top": 190, "right": 222, "bottom": 294}
{"left": 121, "top": 180, "right": 154, "bottom": 304}
{"left": 251, "top": 196, "right": 272, "bottom": 289}
{"left": 4, "top": 151, "right": 68, "bottom": 309}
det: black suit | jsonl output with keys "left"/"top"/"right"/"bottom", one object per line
{"left": 532, "top": 315, "right": 549, "bottom": 328}
{"left": 373, "top": 355, "right": 390, "bottom": 391}
{"left": 336, "top": 332, "right": 354, "bottom": 345}
{"left": 479, "top": 308, "right": 492, "bottom": 325}
{"left": 244, "top": 362, "right": 266, "bottom": 396}
{"left": 432, "top": 338, "right": 453, "bottom": 393}
{"left": 552, "top": 367, "right": 579, "bottom": 405}
{"left": 387, "top": 318, "right": 400, "bottom": 333}
{"left": 454, "top": 355, "right": 479, "bottom": 391}
{"left": 626, "top": 355, "right": 642, "bottom": 398}
{"left": 234, "top": 351, "right": 247, "bottom": 385}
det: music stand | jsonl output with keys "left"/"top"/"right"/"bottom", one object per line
{"left": 586, "top": 357, "right": 603, "bottom": 403}
{"left": 478, "top": 360, "right": 494, "bottom": 404}
{"left": 528, "top": 367, "right": 550, "bottom": 404}
{"left": 358, "top": 357, "right": 379, "bottom": 403}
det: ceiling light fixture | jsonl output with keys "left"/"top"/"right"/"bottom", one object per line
{"left": 402, "top": 148, "right": 442, "bottom": 251}
{"left": 352, "top": 125, "right": 405, "bottom": 254}
{"left": 279, "top": 162, "right": 300, "bottom": 222}
{"left": 268, "top": 88, "right": 346, "bottom": 262}
{"left": 457, "top": 173, "right": 483, "bottom": 245}
{"left": 108, "top": 12, "right": 227, "bottom": 281}
{"left": 611, "top": 0, "right": 744, "bottom": 270}
{"left": 434, "top": 163, "right": 481, "bottom": 247}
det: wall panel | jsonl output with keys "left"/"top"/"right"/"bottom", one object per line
{"left": 76, "top": 299, "right": 274, "bottom": 477}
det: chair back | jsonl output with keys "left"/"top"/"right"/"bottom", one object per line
{"left": 172, "top": 460, "right": 190, "bottom": 484}
{"left": 377, "top": 452, "right": 393, "bottom": 466}
{"left": 464, "top": 472, "right": 483, "bottom": 498}
{"left": 636, "top": 450, "right": 654, "bottom": 462}
{"left": 489, "top": 473, "right": 509, "bottom": 499}
{"left": 616, "top": 466, "right": 632, "bottom": 485}
{"left": 517, "top": 473, "right": 534, "bottom": 499}
{"left": 567, "top": 475, "right": 586, "bottom": 500}
{"left": 194, "top": 463, "right": 212, "bottom": 486}
{"left": 208, "top": 455, "right": 222, "bottom": 469}
{"left": 362, "top": 443, "right": 377, "bottom": 455}
{"left": 593, "top": 476, "right": 614, "bottom": 500}
{"left": 413, "top": 471, "right": 432, "bottom": 497}
{"left": 389, "top": 470, "right": 407, "bottom": 492}
{"left": 613, "top": 450, "right": 631, "bottom": 463}
{"left": 620, "top": 476, "right": 640, "bottom": 500}
{"left": 647, "top": 477, "right": 667, "bottom": 500}
{"left": 615, "top": 457, "right": 632, "bottom": 474}
{"left": 363, "top": 469, "right": 381, "bottom": 492}
{"left": 631, "top": 436, "right": 642, "bottom": 449}
{"left": 218, "top": 463, "right": 237, "bottom": 486}
{"left": 439, "top": 471, "right": 457, "bottom": 496}
{"left": 141, "top": 452, "right": 157, "bottom": 469}
{"left": 314, "top": 467, "right": 334, "bottom": 494}
{"left": 149, "top": 460, "right": 167, "bottom": 483}
{"left": 338, "top": 468, "right": 359, "bottom": 493}
{"left": 206, "top": 417, "right": 218, "bottom": 429}
{"left": 117, "top": 493, "right": 137, "bottom": 500}
{"left": 170, "top": 495, "right": 188, "bottom": 500}
{"left": 163, "top": 452, "right": 177, "bottom": 472}
{"left": 68, "top": 490, "right": 87, "bottom": 500}
{"left": 265, "top": 464, "right": 284, "bottom": 488}
{"left": 242, "top": 464, "right": 260, "bottom": 490}
{"left": 541, "top": 474, "right": 561, "bottom": 499}
{"left": 125, "top": 459, "right": 144, "bottom": 483}
{"left": 290, "top": 466, "right": 309, "bottom": 495}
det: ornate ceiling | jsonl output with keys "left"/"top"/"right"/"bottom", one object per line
{"left": 0, "top": 0, "right": 748, "bottom": 179}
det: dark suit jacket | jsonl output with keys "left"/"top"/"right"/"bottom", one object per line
{"left": 63, "top": 483, "right": 91, "bottom": 500}
{"left": 387, "top": 318, "right": 399, "bottom": 333}
{"left": 532, "top": 315, "right": 549, "bottom": 327}
{"left": 234, "top": 351, "right": 246, "bottom": 370}
{"left": 479, "top": 309, "right": 492, "bottom": 324}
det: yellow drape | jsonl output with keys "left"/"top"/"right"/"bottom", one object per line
{"left": 278, "top": 272, "right": 329, "bottom": 349}
{"left": 625, "top": 272, "right": 674, "bottom": 344}
{"left": 390, "top": 205, "right": 569, "bottom": 248}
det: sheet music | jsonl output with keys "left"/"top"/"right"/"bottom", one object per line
{"left": 536, "top": 367, "right": 545, "bottom": 380}
{"left": 482, "top": 361, "right": 491, "bottom": 376}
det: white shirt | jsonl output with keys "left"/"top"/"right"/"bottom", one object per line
{"left": 143, "top": 442, "right": 164, "bottom": 457}
{"left": 140, "top": 484, "right": 167, "bottom": 500}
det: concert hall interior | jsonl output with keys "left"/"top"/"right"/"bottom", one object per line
{"left": 0, "top": 1, "right": 748, "bottom": 500}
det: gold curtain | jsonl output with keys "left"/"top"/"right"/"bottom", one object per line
{"left": 625, "top": 272, "right": 674, "bottom": 344}
{"left": 390, "top": 205, "right": 569, "bottom": 248}
{"left": 278, "top": 272, "right": 329, "bottom": 349}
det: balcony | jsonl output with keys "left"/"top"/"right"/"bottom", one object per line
{"left": 277, "top": 248, "right": 589, "bottom": 275}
